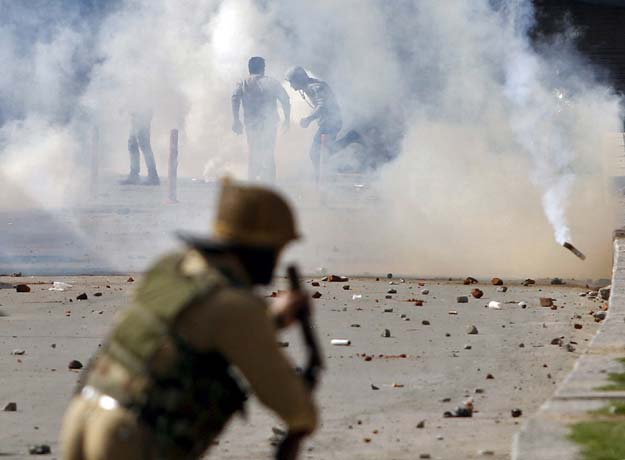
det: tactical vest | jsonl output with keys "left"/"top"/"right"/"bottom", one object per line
{"left": 85, "top": 251, "right": 247, "bottom": 457}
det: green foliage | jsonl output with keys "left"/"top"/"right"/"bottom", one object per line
{"left": 570, "top": 421, "right": 625, "bottom": 460}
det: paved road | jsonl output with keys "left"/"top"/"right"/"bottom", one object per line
{"left": 0, "top": 274, "right": 605, "bottom": 459}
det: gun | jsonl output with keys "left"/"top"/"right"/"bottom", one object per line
{"left": 275, "top": 265, "right": 324, "bottom": 460}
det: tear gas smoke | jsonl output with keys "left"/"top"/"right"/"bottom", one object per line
{"left": 0, "top": 0, "right": 622, "bottom": 278}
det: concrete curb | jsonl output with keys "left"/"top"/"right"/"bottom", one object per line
{"left": 512, "top": 232, "right": 625, "bottom": 460}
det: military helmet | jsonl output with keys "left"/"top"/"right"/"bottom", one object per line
{"left": 212, "top": 179, "right": 299, "bottom": 249}
{"left": 285, "top": 66, "right": 309, "bottom": 86}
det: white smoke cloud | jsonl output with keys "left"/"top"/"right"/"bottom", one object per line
{"left": 0, "top": 0, "right": 622, "bottom": 277}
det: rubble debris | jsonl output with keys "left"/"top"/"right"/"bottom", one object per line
{"left": 15, "top": 284, "right": 31, "bottom": 293}
{"left": 486, "top": 373, "right": 495, "bottom": 379}
{"left": 471, "top": 289, "right": 484, "bottom": 299}
{"left": 385, "top": 295, "right": 392, "bottom": 299}
{"left": 351, "top": 324, "right": 361, "bottom": 328}
{"left": 550, "top": 337, "right": 564, "bottom": 346}
{"left": 574, "top": 323, "right": 583, "bottom": 330}
{"left": 371, "top": 384, "right": 379, "bottom": 390}
{"left": 342, "top": 285, "right": 350, "bottom": 290}
{"left": 511, "top": 408, "right": 523, "bottom": 418}
{"left": 594, "top": 311, "right": 607, "bottom": 322}
{"left": 457, "top": 296, "right": 469, "bottom": 303}
{"left": 475, "top": 388, "right": 485, "bottom": 394}
{"left": 384, "top": 307, "right": 394, "bottom": 313}
{"left": 540, "top": 297, "right": 554, "bottom": 307}
{"left": 478, "top": 450, "right": 495, "bottom": 456}
{"left": 467, "top": 325, "right": 479, "bottom": 335}
{"left": 28, "top": 445, "right": 51, "bottom": 455}
{"left": 387, "top": 273, "right": 393, "bottom": 279}
{"left": 311, "top": 291, "right": 322, "bottom": 299}
{"left": 311, "top": 281, "right": 320, "bottom": 287}
{"left": 599, "top": 285, "right": 611, "bottom": 301}
{"left": 496, "top": 286, "right": 508, "bottom": 293}
{"left": 3, "top": 402, "right": 17, "bottom": 411}
{"left": 94, "top": 292, "right": 103, "bottom": 297}
{"left": 381, "top": 329, "right": 391, "bottom": 338}
{"left": 488, "top": 301, "right": 502, "bottom": 310}
{"left": 331, "top": 339, "right": 351, "bottom": 346}
{"left": 392, "top": 383, "right": 404, "bottom": 388}
{"left": 11, "top": 349, "right": 26, "bottom": 355}
{"left": 68, "top": 360, "right": 83, "bottom": 370}
{"left": 464, "top": 344, "right": 472, "bottom": 350}
{"left": 491, "top": 278, "right": 503, "bottom": 286}
{"left": 76, "top": 293, "right": 88, "bottom": 300}
{"left": 416, "top": 420, "right": 426, "bottom": 428}
{"left": 322, "top": 275, "right": 349, "bottom": 282}
{"left": 444, "top": 399, "right": 473, "bottom": 418}
{"left": 566, "top": 344, "right": 576, "bottom": 352}
{"left": 352, "top": 294, "right": 362, "bottom": 300}
{"left": 522, "top": 279, "right": 535, "bottom": 286}
{"left": 518, "top": 301, "right": 527, "bottom": 309}
{"left": 127, "top": 277, "right": 135, "bottom": 282}
{"left": 464, "top": 277, "right": 478, "bottom": 285}
{"left": 449, "top": 310, "right": 458, "bottom": 315}
{"left": 550, "top": 277, "right": 564, "bottom": 285}
{"left": 422, "top": 320, "right": 431, "bottom": 326}
{"left": 421, "top": 289, "right": 430, "bottom": 295}
{"left": 419, "top": 454, "right": 431, "bottom": 459}
{"left": 49, "top": 282, "right": 72, "bottom": 291}
{"left": 388, "top": 289, "right": 397, "bottom": 294}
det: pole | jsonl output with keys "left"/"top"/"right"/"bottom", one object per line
{"left": 168, "top": 129, "right": 179, "bottom": 203}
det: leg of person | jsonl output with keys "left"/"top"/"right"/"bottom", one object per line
{"left": 334, "top": 129, "right": 365, "bottom": 152}
{"left": 60, "top": 397, "right": 91, "bottom": 460}
{"left": 309, "top": 129, "right": 323, "bottom": 184}
{"left": 246, "top": 124, "right": 263, "bottom": 182}
{"left": 257, "top": 124, "right": 277, "bottom": 183}
{"left": 120, "top": 129, "right": 141, "bottom": 185}
{"left": 137, "top": 124, "right": 159, "bottom": 186}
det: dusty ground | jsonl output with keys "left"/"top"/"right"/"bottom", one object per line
{"left": 0, "top": 274, "right": 605, "bottom": 459}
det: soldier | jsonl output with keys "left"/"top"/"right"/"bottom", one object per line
{"left": 120, "top": 109, "right": 160, "bottom": 185}
{"left": 284, "top": 66, "right": 362, "bottom": 183}
{"left": 232, "top": 56, "right": 291, "bottom": 183}
{"left": 60, "top": 180, "right": 317, "bottom": 460}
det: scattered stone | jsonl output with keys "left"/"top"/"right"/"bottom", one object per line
{"left": 464, "top": 344, "right": 472, "bottom": 350}
{"left": 550, "top": 337, "right": 564, "bottom": 346}
{"left": 76, "top": 293, "right": 88, "bottom": 300}
{"left": 11, "top": 349, "right": 26, "bottom": 355}
{"left": 331, "top": 339, "right": 351, "bottom": 346}
{"left": 311, "top": 281, "right": 320, "bottom": 287}
{"left": 384, "top": 307, "right": 394, "bottom": 313}
{"left": 127, "top": 277, "right": 135, "bottom": 282}
{"left": 28, "top": 445, "right": 51, "bottom": 455}
{"left": 467, "top": 325, "right": 479, "bottom": 335}
{"left": 322, "top": 275, "right": 349, "bottom": 282}
{"left": 311, "top": 291, "right": 322, "bottom": 299}
{"left": 475, "top": 388, "right": 485, "bottom": 394}
{"left": 385, "top": 295, "right": 392, "bottom": 299}
{"left": 599, "top": 285, "right": 611, "bottom": 301}
{"left": 94, "top": 292, "right": 103, "bottom": 297}
{"left": 457, "top": 296, "right": 469, "bottom": 303}
{"left": 448, "top": 310, "right": 458, "bottom": 315}
{"left": 342, "top": 285, "right": 350, "bottom": 290}
{"left": 351, "top": 324, "right": 361, "bottom": 328}
{"left": 478, "top": 450, "right": 495, "bottom": 456}
{"left": 486, "top": 373, "right": 494, "bottom": 379}
{"left": 15, "top": 284, "right": 31, "bottom": 293}
{"left": 371, "top": 384, "right": 379, "bottom": 390}
{"left": 550, "top": 278, "right": 564, "bottom": 285}
{"left": 387, "top": 273, "right": 393, "bottom": 279}
{"left": 416, "top": 420, "right": 426, "bottom": 429}
{"left": 444, "top": 399, "right": 474, "bottom": 418}
{"left": 463, "top": 277, "right": 478, "bottom": 285}
{"left": 511, "top": 408, "right": 523, "bottom": 418}
{"left": 574, "top": 323, "right": 583, "bottom": 330}
{"left": 414, "top": 300, "right": 424, "bottom": 306}
{"left": 522, "top": 279, "right": 536, "bottom": 286}
{"left": 540, "top": 297, "right": 554, "bottom": 307}
{"left": 382, "top": 329, "right": 391, "bottom": 338}
{"left": 422, "top": 320, "right": 431, "bottom": 326}
{"left": 518, "top": 301, "right": 527, "bottom": 308}
{"left": 421, "top": 289, "right": 430, "bottom": 295}
{"left": 518, "top": 343, "right": 525, "bottom": 348}
{"left": 491, "top": 278, "right": 503, "bottom": 286}
{"left": 388, "top": 289, "right": 397, "bottom": 294}
{"left": 471, "top": 289, "right": 484, "bottom": 299}
{"left": 496, "top": 286, "right": 508, "bottom": 293}
{"left": 488, "top": 301, "right": 502, "bottom": 310}
{"left": 566, "top": 344, "right": 576, "bottom": 352}
{"left": 594, "top": 311, "right": 607, "bottom": 321}
{"left": 419, "top": 454, "right": 431, "bottom": 459}
{"left": 3, "top": 402, "right": 17, "bottom": 411}
{"left": 68, "top": 360, "right": 83, "bottom": 370}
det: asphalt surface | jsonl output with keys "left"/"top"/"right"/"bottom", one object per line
{"left": 0, "top": 274, "right": 605, "bottom": 459}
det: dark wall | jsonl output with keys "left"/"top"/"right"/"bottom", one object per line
{"left": 533, "top": 0, "right": 625, "bottom": 95}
